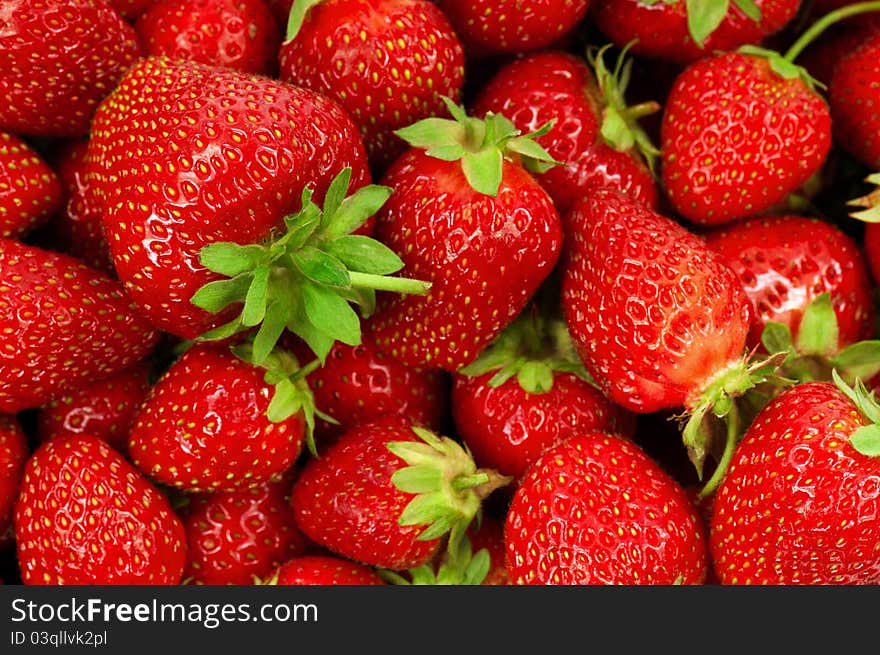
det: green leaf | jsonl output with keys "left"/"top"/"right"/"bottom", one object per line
{"left": 425, "top": 143, "right": 466, "bottom": 162}
{"left": 732, "top": 0, "right": 761, "bottom": 21}
{"left": 284, "top": 0, "right": 324, "bottom": 43}
{"left": 601, "top": 106, "right": 636, "bottom": 152}
{"left": 686, "top": 0, "right": 730, "bottom": 47}
{"left": 196, "top": 316, "right": 244, "bottom": 342}
{"left": 516, "top": 361, "right": 554, "bottom": 394}
{"left": 391, "top": 465, "right": 443, "bottom": 494}
{"left": 398, "top": 492, "right": 449, "bottom": 527}
{"left": 190, "top": 275, "right": 251, "bottom": 313}
{"left": 251, "top": 301, "right": 291, "bottom": 367}
{"left": 198, "top": 242, "right": 267, "bottom": 277}
{"left": 461, "top": 148, "right": 503, "bottom": 197}
{"left": 320, "top": 167, "right": 352, "bottom": 226}
{"left": 832, "top": 369, "right": 880, "bottom": 425}
{"left": 506, "top": 134, "right": 560, "bottom": 173}
{"left": 292, "top": 246, "right": 351, "bottom": 288}
{"left": 322, "top": 185, "right": 393, "bottom": 239}
{"left": 301, "top": 282, "right": 362, "bottom": 346}
{"left": 850, "top": 424, "right": 880, "bottom": 457}
{"left": 266, "top": 378, "right": 303, "bottom": 423}
{"left": 282, "top": 201, "right": 321, "bottom": 249}
{"left": 761, "top": 321, "right": 794, "bottom": 356}
{"left": 241, "top": 265, "right": 270, "bottom": 327}
{"left": 394, "top": 117, "right": 465, "bottom": 150}
{"left": 795, "top": 293, "right": 839, "bottom": 358}
{"left": 461, "top": 548, "right": 491, "bottom": 586}
{"left": 323, "top": 235, "right": 404, "bottom": 275}
{"left": 831, "top": 341, "right": 880, "bottom": 383}
{"left": 287, "top": 313, "right": 336, "bottom": 363}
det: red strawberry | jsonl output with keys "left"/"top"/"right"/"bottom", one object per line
{"left": 268, "top": 555, "right": 385, "bottom": 585}
{"left": 0, "top": 416, "right": 28, "bottom": 541}
{"left": 279, "top": 0, "right": 466, "bottom": 172}
{"left": 0, "top": 239, "right": 159, "bottom": 414}
{"left": 135, "top": 0, "right": 281, "bottom": 75}
{"left": 436, "top": 0, "right": 591, "bottom": 58}
{"left": 128, "top": 342, "right": 311, "bottom": 493}
{"left": 0, "top": 131, "right": 62, "bottom": 239}
{"left": 471, "top": 48, "right": 660, "bottom": 217}
{"left": 505, "top": 431, "right": 709, "bottom": 584}
{"left": 35, "top": 359, "right": 152, "bottom": 451}
{"left": 0, "top": 0, "right": 141, "bottom": 138}
{"left": 111, "top": 0, "right": 159, "bottom": 20}
{"left": 829, "top": 29, "right": 880, "bottom": 169}
{"left": 710, "top": 375, "right": 880, "bottom": 584}
{"left": 591, "top": 0, "right": 799, "bottom": 64}
{"left": 15, "top": 434, "right": 186, "bottom": 585}
{"left": 703, "top": 215, "right": 875, "bottom": 351}
{"left": 291, "top": 414, "right": 510, "bottom": 570}
{"left": 183, "top": 478, "right": 310, "bottom": 585}
{"left": 661, "top": 50, "right": 831, "bottom": 226}
{"left": 364, "top": 102, "right": 563, "bottom": 372}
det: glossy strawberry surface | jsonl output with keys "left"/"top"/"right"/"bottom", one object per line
{"left": 829, "top": 30, "right": 880, "bottom": 169}
{"left": 0, "top": 131, "right": 62, "bottom": 239}
{"left": 0, "top": 416, "right": 28, "bottom": 540}
{"left": 271, "top": 555, "right": 385, "bottom": 585}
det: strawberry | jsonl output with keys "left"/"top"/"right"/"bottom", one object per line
{"left": 286, "top": 333, "right": 450, "bottom": 445}
{"left": 710, "top": 374, "right": 880, "bottom": 584}
{"left": 591, "top": 0, "right": 799, "bottom": 64}
{"left": 279, "top": 0, "right": 466, "bottom": 172}
{"left": 379, "top": 533, "right": 495, "bottom": 585}
{"left": 0, "top": 416, "right": 28, "bottom": 541}
{"left": 505, "top": 431, "right": 709, "bottom": 584}
{"left": 35, "top": 359, "right": 152, "bottom": 451}
{"left": 111, "top": 0, "right": 159, "bottom": 20}
{"left": 135, "top": 0, "right": 281, "bottom": 75}
{"left": 128, "top": 342, "right": 315, "bottom": 493}
{"left": 0, "top": 0, "right": 141, "bottom": 138}
{"left": 14, "top": 434, "right": 186, "bottom": 585}
{"left": 829, "top": 29, "right": 880, "bottom": 169}
{"left": 435, "top": 0, "right": 591, "bottom": 58}
{"left": 290, "top": 414, "right": 510, "bottom": 570}
{"left": 267, "top": 555, "right": 385, "bottom": 585}
{"left": 0, "top": 131, "right": 62, "bottom": 239}
{"left": 703, "top": 215, "right": 875, "bottom": 351}
{"left": 182, "top": 478, "right": 310, "bottom": 585}
{"left": 0, "top": 239, "right": 159, "bottom": 415}
{"left": 364, "top": 101, "right": 563, "bottom": 372}
{"left": 661, "top": 49, "right": 832, "bottom": 226}
{"left": 470, "top": 47, "right": 660, "bottom": 217}
{"left": 453, "top": 310, "right": 636, "bottom": 481}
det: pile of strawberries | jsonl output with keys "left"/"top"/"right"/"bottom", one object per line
{"left": 1, "top": 0, "right": 880, "bottom": 587}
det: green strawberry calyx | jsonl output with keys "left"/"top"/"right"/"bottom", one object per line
{"left": 379, "top": 534, "right": 491, "bottom": 585}
{"left": 394, "top": 96, "right": 561, "bottom": 197}
{"left": 387, "top": 426, "right": 511, "bottom": 560}
{"left": 849, "top": 172, "right": 880, "bottom": 223}
{"left": 284, "top": 0, "right": 325, "bottom": 44}
{"left": 190, "top": 167, "right": 431, "bottom": 366}
{"left": 638, "top": 0, "right": 761, "bottom": 48}
{"left": 587, "top": 42, "right": 661, "bottom": 174}
{"left": 831, "top": 370, "right": 880, "bottom": 457}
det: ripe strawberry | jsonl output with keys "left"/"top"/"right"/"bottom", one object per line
{"left": 291, "top": 414, "right": 510, "bottom": 570}
{"left": 364, "top": 102, "right": 563, "bottom": 372}
{"left": 710, "top": 374, "right": 880, "bottom": 584}
{"left": 286, "top": 333, "right": 450, "bottom": 445}
{"left": 470, "top": 48, "right": 659, "bottom": 217}
{"left": 268, "top": 555, "right": 385, "bottom": 585}
{"left": 279, "top": 0, "right": 466, "bottom": 172}
{"left": 661, "top": 50, "right": 831, "bottom": 226}
{"left": 111, "top": 0, "right": 159, "bottom": 20}
{"left": 135, "top": 0, "right": 281, "bottom": 75}
{"left": 15, "top": 434, "right": 186, "bottom": 585}
{"left": 0, "top": 239, "right": 159, "bottom": 414}
{"left": 0, "top": 0, "right": 141, "bottom": 138}
{"left": 505, "top": 431, "right": 709, "bottom": 584}
{"left": 829, "top": 30, "right": 880, "bottom": 169}
{"left": 128, "top": 342, "right": 312, "bottom": 493}
{"left": 0, "top": 416, "right": 28, "bottom": 541}
{"left": 35, "top": 359, "right": 152, "bottom": 451}
{"left": 703, "top": 215, "right": 875, "bottom": 351}
{"left": 0, "top": 131, "right": 62, "bottom": 239}
{"left": 182, "top": 478, "right": 310, "bottom": 585}
{"left": 591, "top": 0, "right": 799, "bottom": 64}
{"left": 436, "top": 0, "right": 591, "bottom": 58}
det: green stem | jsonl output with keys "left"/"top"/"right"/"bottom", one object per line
{"left": 622, "top": 101, "right": 661, "bottom": 121}
{"left": 348, "top": 271, "right": 432, "bottom": 295}
{"left": 699, "top": 401, "right": 741, "bottom": 499}
{"left": 784, "top": 1, "right": 880, "bottom": 62}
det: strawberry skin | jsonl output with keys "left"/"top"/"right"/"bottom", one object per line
{"left": 279, "top": 0, "right": 465, "bottom": 172}
{"left": 0, "top": 0, "right": 141, "bottom": 138}
{"left": 270, "top": 555, "right": 385, "bottom": 585}
{"left": 87, "top": 56, "right": 369, "bottom": 339}
{"left": 128, "top": 343, "right": 306, "bottom": 493}
{"left": 703, "top": 215, "right": 875, "bottom": 350}
{"left": 0, "top": 416, "right": 28, "bottom": 541}
{"left": 183, "top": 478, "right": 310, "bottom": 585}
{"left": 452, "top": 371, "right": 636, "bottom": 480}
{"left": 560, "top": 189, "right": 751, "bottom": 414}
{"left": 0, "top": 131, "right": 62, "bottom": 239}
{"left": 505, "top": 431, "right": 709, "bottom": 584}
{"left": 0, "top": 239, "right": 159, "bottom": 414}
{"left": 365, "top": 151, "right": 562, "bottom": 372}
{"left": 471, "top": 50, "right": 659, "bottom": 217}
{"left": 661, "top": 52, "right": 832, "bottom": 226}
{"left": 710, "top": 381, "right": 880, "bottom": 584}
{"left": 15, "top": 434, "right": 187, "bottom": 585}
{"left": 135, "top": 0, "right": 281, "bottom": 75}
{"left": 829, "top": 30, "right": 880, "bottom": 169}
